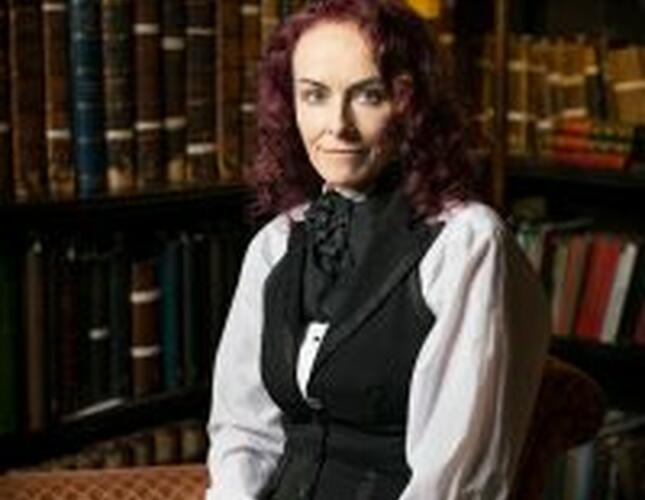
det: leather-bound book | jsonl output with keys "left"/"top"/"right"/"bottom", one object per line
{"left": 24, "top": 237, "right": 47, "bottom": 432}
{"left": 260, "top": 0, "right": 279, "bottom": 48}
{"left": 217, "top": 0, "right": 241, "bottom": 180}
{"left": 179, "top": 419, "right": 207, "bottom": 463}
{"left": 0, "top": 242, "right": 19, "bottom": 435}
{"left": 160, "top": 236, "right": 183, "bottom": 389}
{"left": 134, "top": 0, "right": 163, "bottom": 188}
{"left": 181, "top": 232, "right": 211, "bottom": 386}
{"left": 58, "top": 243, "right": 82, "bottom": 415}
{"left": 86, "top": 250, "right": 111, "bottom": 405}
{"left": 507, "top": 34, "right": 530, "bottom": 155}
{"left": 0, "top": 2, "right": 11, "bottom": 201}
{"left": 130, "top": 257, "right": 161, "bottom": 398}
{"left": 9, "top": 0, "right": 47, "bottom": 200}
{"left": 108, "top": 236, "right": 130, "bottom": 399}
{"left": 102, "top": 0, "right": 135, "bottom": 193}
{"left": 240, "top": 1, "right": 260, "bottom": 169}
{"left": 607, "top": 45, "right": 645, "bottom": 126}
{"left": 70, "top": 0, "right": 106, "bottom": 198}
{"left": 185, "top": 0, "right": 217, "bottom": 184}
{"left": 162, "top": 0, "right": 187, "bottom": 185}
{"left": 43, "top": 0, "right": 74, "bottom": 199}
{"left": 153, "top": 425, "right": 180, "bottom": 465}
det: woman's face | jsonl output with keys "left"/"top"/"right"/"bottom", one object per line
{"left": 292, "top": 21, "right": 395, "bottom": 191}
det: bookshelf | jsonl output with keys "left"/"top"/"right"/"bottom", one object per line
{"left": 494, "top": 0, "right": 645, "bottom": 413}
{"left": 0, "top": 0, "right": 270, "bottom": 470}
{"left": 0, "top": 0, "right": 642, "bottom": 483}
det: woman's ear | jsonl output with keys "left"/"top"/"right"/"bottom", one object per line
{"left": 392, "top": 74, "right": 414, "bottom": 115}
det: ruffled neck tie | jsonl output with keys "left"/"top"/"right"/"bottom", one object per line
{"left": 304, "top": 190, "right": 355, "bottom": 277}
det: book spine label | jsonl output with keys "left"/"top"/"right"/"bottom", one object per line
{"left": 70, "top": 0, "right": 106, "bottom": 197}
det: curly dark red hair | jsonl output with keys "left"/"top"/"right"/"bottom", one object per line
{"left": 248, "top": 0, "right": 474, "bottom": 218}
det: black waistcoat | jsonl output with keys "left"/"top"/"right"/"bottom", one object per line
{"left": 260, "top": 191, "right": 444, "bottom": 500}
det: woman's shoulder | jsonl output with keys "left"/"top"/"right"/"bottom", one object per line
{"left": 430, "top": 200, "right": 507, "bottom": 248}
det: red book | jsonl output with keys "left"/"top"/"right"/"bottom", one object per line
{"left": 573, "top": 235, "right": 622, "bottom": 340}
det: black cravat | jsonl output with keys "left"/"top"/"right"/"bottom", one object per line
{"left": 304, "top": 190, "right": 354, "bottom": 277}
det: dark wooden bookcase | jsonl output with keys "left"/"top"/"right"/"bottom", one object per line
{"left": 0, "top": 185, "right": 251, "bottom": 471}
{"left": 497, "top": 0, "right": 645, "bottom": 414}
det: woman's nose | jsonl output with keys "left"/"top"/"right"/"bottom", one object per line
{"left": 326, "top": 97, "right": 359, "bottom": 139}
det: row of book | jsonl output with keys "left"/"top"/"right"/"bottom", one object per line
{"left": 0, "top": 0, "right": 307, "bottom": 202}
{"left": 0, "top": 226, "right": 246, "bottom": 437}
{"left": 515, "top": 221, "right": 644, "bottom": 344}
{"left": 542, "top": 413, "right": 645, "bottom": 500}
{"left": 20, "top": 419, "right": 208, "bottom": 472}
{"left": 475, "top": 34, "right": 645, "bottom": 170}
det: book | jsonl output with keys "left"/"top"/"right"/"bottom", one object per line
{"left": 130, "top": 257, "right": 161, "bottom": 398}
{"left": 162, "top": 0, "right": 187, "bottom": 184}
{"left": 102, "top": 0, "right": 136, "bottom": 193}
{"left": 23, "top": 237, "right": 48, "bottom": 432}
{"left": 601, "top": 241, "right": 639, "bottom": 343}
{"left": 85, "top": 248, "right": 112, "bottom": 405}
{"left": 43, "top": 0, "right": 74, "bottom": 198}
{"left": 134, "top": 0, "right": 163, "bottom": 188}
{"left": 108, "top": 236, "right": 130, "bottom": 399}
{"left": 185, "top": 0, "right": 218, "bottom": 184}
{"left": 70, "top": 0, "right": 106, "bottom": 198}
{"left": 9, "top": 0, "right": 47, "bottom": 200}
{"left": 57, "top": 242, "right": 82, "bottom": 415}
{"left": 160, "top": 236, "right": 183, "bottom": 389}
{"left": 240, "top": 0, "right": 261, "bottom": 169}
{"left": 217, "top": 0, "right": 241, "bottom": 180}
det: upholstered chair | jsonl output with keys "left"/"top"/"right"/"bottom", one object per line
{"left": 511, "top": 356, "right": 606, "bottom": 499}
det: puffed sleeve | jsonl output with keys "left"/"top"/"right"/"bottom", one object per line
{"left": 205, "top": 216, "right": 290, "bottom": 500}
{"left": 400, "top": 203, "right": 550, "bottom": 499}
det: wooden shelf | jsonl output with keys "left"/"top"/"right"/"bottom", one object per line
{"left": 0, "top": 386, "right": 210, "bottom": 471}
{"left": 0, "top": 183, "right": 251, "bottom": 231}
{"left": 507, "top": 157, "right": 645, "bottom": 191}
{"left": 550, "top": 337, "right": 645, "bottom": 412}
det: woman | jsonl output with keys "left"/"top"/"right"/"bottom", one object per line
{"left": 206, "top": 1, "right": 550, "bottom": 499}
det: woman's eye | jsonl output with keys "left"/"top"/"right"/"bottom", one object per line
{"left": 300, "top": 88, "right": 328, "bottom": 104}
{"left": 356, "top": 87, "right": 387, "bottom": 105}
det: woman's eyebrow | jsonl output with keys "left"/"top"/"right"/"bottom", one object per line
{"left": 295, "top": 76, "right": 383, "bottom": 91}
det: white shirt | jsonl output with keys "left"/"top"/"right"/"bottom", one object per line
{"left": 205, "top": 200, "right": 550, "bottom": 500}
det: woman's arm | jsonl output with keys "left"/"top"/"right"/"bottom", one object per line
{"left": 205, "top": 217, "right": 290, "bottom": 500}
{"left": 401, "top": 203, "right": 550, "bottom": 499}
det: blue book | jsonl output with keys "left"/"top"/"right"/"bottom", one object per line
{"left": 70, "top": 0, "right": 106, "bottom": 198}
